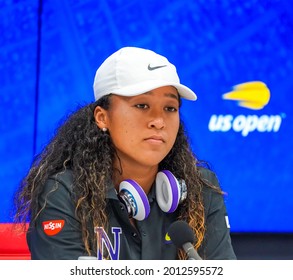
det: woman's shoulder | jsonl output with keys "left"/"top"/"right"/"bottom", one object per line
{"left": 42, "top": 169, "right": 75, "bottom": 195}
{"left": 197, "top": 166, "right": 219, "bottom": 187}
{"left": 48, "top": 169, "right": 74, "bottom": 185}
{"left": 197, "top": 166, "right": 224, "bottom": 206}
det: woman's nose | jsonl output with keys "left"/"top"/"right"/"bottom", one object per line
{"left": 148, "top": 116, "right": 165, "bottom": 129}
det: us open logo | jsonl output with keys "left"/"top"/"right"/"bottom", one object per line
{"left": 208, "top": 81, "right": 285, "bottom": 137}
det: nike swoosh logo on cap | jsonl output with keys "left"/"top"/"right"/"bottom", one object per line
{"left": 148, "top": 64, "right": 167, "bottom": 71}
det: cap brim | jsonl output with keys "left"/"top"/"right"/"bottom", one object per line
{"left": 110, "top": 80, "right": 197, "bottom": 101}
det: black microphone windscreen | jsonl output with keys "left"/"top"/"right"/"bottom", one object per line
{"left": 168, "top": 220, "right": 195, "bottom": 247}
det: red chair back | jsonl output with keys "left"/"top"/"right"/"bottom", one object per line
{"left": 0, "top": 223, "right": 31, "bottom": 260}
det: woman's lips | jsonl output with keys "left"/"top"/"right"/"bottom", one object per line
{"left": 144, "top": 135, "right": 165, "bottom": 144}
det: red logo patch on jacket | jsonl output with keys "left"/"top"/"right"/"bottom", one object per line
{"left": 42, "top": 220, "right": 65, "bottom": 236}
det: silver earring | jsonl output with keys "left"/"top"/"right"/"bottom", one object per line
{"left": 102, "top": 127, "right": 108, "bottom": 132}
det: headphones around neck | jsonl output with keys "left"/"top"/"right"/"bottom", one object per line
{"left": 118, "top": 170, "right": 187, "bottom": 221}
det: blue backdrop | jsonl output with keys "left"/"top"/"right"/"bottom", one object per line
{"left": 1, "top": 0, "right": 292, "bottom": 232}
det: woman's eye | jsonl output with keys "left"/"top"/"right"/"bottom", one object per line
{"left": 135, "top": 104, "right": 148, "bottom": 109}
{"left": 165, "top": 107, "right": 178, "bottom": 112}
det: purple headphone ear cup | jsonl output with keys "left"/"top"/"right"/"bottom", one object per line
{"left": 155, "top": 170, "right": 180, "bottom": 213}
{"left": 119, "top": 180, "right": 150, "bottom": 221}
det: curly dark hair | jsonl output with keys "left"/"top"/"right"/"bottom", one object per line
{"left": 14, "top": 94, "right": 219, "bottom": 259}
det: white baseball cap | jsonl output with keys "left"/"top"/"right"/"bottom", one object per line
{"left": 93, "top": 47, "right": 197, "bottom": 101}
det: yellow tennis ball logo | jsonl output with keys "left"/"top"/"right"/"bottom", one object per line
{"left": 222, "top": 81, "right": 270, "bottom": 110}
{"left": 165, "top": 232, "right": 171, "bottom": 242}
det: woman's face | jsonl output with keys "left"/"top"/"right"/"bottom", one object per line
{"left": 98, "top": 86, "right": 180, "bottom": 169}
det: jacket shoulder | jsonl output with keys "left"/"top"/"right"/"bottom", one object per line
{"left": 198, "top": 166, "right": 220, "bottom": 188}
{"left": 45, "top": 169, "right": 74, "bottom": 193}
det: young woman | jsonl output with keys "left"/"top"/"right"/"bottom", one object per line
{"left": 14, "top": 47, "right": 236, "bottom": 260}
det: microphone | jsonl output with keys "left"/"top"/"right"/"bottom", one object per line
{"left": 168, "top": 220, "right": 202, "bottom": 260}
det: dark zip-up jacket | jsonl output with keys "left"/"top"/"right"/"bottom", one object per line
{"left": 27, "top": 168, "right": 236, "bottom": 260}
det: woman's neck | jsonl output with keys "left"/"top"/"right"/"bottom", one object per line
{"left": 113, "top": 161, "right": 158, "bottom": 194}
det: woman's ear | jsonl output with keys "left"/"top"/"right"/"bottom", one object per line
{"left": 94, "top": 106, "right": 108, "bottom": 130}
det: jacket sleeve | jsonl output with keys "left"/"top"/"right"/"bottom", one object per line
{"left": 198, "top": 168, "right": 237, "bottom": 260}
{"left": 27, "top": 171, "right": 87, "bottom": 259}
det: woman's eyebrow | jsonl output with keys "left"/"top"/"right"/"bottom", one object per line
{"left": 143, "top": 91, "right": 179, "bottom": 100}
